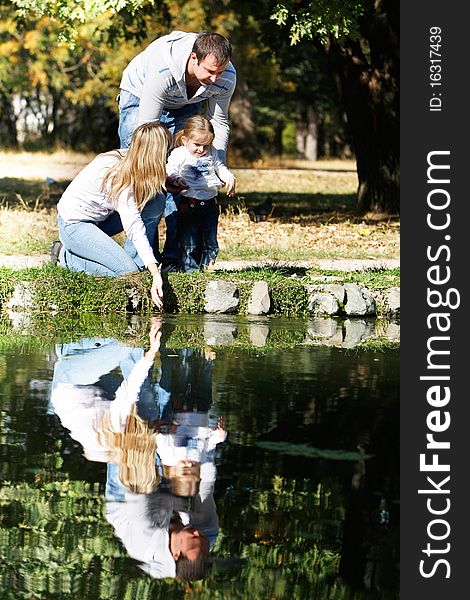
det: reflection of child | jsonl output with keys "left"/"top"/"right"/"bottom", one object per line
{"left": 163, "top": 461, "right": 201, "bottom": 498}
{"left": 157, "top": 415, "right": 226, "bottom": 497}
{"left": 157, "top": 414, "right": 226, "bottom": 555}
{"left": 166, "top": 115, "right": 236, "bottom": 272}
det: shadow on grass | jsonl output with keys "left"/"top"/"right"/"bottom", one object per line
{"left": 233, "top": 164, "right": 357, "bottom": 173}
{"left": 219, "top": 191, "right": 399, "bottom": 225}
{"left": 220, "top": 191, "right": 357, "bottom": 217}
{"left": 0, "top": 177, "right": 70, "bottom": 209}
{"left": 216, "top": 263, "right": 311, "bottom": 278}
{"left": 1, "top": 179, "right": 399, "bottom": 226}
{"left": 1, "top": 179, "right": 358, "bottom": 218}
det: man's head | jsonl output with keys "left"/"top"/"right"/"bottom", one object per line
{"left": 170, "top": 523, "right": 209, "bottom": 562}
{"left": 175, "top": 552, "right": 211, "bottom": 581}
{"left": 189, "top": 32, "right": 232, "bottom": 85}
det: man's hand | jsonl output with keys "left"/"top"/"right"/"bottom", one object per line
{"left": 148, "top": 419, "right": 177, "bottom": 433}
{"left": 225, "top": 177, "right": 236, "bottom": 197}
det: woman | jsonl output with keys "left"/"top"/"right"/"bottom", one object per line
{"left": 54, "top": 122, "right": 172, "bottom": 308}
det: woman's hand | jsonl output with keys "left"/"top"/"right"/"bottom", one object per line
{"left": 145, "top": 316, "right": 162, "bottom": 359}
{"left": 149, "top": 316, "right": 162, "bottom": 351}
{"left": 166, "top": 175, "right": 188, "bottom": 193}
{"left": 148, "top": 263, "right": 164, "bottom": 309}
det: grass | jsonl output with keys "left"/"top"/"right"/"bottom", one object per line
{"left": 0, "top": 152, "right": 399, "bottom": 262}
{"left": 0, "top": 263, "right": 399, "bottom": 316}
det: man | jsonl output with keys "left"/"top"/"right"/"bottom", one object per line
{"left": 118, "top": 31, "right": 237, "bottom": 270}
{"left": 106, "top": 491, "right": 211, "bottom": 580}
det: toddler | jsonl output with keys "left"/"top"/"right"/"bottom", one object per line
{"left": 166, "top": 115, "right": 236, "bottom": 272}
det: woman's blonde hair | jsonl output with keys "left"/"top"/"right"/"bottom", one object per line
{"left": 97, "top": 405, "right": 160, "bottom": 494}
{"left": 102, "top": 122, "right": 172, "bottom": 210}
{"left": 175, "top": 115, "right": 214, "bottom": 148}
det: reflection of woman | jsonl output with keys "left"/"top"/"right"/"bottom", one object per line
{"left": 55, "top": 122, "right": 172, "bottom": 307}
{"left": 50, "top": 321, "right": 162, "bottom": 491}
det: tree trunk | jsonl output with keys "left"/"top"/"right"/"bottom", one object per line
{"left": 296, "top": 106, "right": 318, "bottom": 160}
{"left": 0, "top": 91, "right": 18, "bottom": 148}
{"left": 273, "top": 120, "right": 283, "bottom": 155}
{"left": 326, "top": 0, "right": 399, "bottom": 214}
{"left": 228, "top": 79, "right": 260, "bottom": 161}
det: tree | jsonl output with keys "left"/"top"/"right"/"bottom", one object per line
{"left": 8, "top": 0, "right": 350, "bottom": 161}
{"left": 1, "top": 2, "right": 173, "bottom": 149}
{"left": 7, "top": 0, "right": 375, "bottom": 183}
{"left": 271, "top": 0, "right": 399, "bottom": 213}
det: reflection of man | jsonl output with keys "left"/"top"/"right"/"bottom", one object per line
{"left": 105, "top": 492, "right": 211, "bottom": 580}
{"left": 118, "top": 30, "right": 236, "bottom": 269}
{"left": 156, "top": 347, "right": 215, "bottom": 419}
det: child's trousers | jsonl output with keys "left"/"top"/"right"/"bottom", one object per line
{"left": 177, "top": 197, "right": 219, "bottom": 273}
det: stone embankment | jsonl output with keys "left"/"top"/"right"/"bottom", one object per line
{"left": 201, "top": 279, "right": 399, "bottom": 317}
{"left": 0, "top": 256, "right": 400, "bottom": 317}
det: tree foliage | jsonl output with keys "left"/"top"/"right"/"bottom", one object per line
{"left": 271, "top": 0, "right": 365, "bottom": 43}
{"left": 4, "top": 0, "right": 399, "bottom": 212}
{"left": 3, "top": 0, "right": 349, "bottom": 158}
{"left": 11, "top": 0, "right": 159, "bottom": 42}
{"left": 269, "top": 0, "right": 399, "bottom": 213}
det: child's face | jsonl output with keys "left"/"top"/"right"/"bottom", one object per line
{"left": 183, "top": 133, "right": 213, "bottom": 158}
{"left": 174, "top": 459, "right": 200, "bottom": 478}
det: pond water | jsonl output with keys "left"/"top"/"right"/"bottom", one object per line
{"left": 0, "top": 315, "right": 399, "bottom": 599}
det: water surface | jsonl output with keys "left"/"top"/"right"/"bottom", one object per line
{"left": 0, "top": 315, "right": 399, "bottom": 599}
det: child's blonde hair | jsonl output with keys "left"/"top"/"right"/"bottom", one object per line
{"left": 175, "top": 115, "right": 214, "bottom": 148}
{"left": 102, "top": 122, "right": 172, "bottom": 210}
{"left": 163, "top": 463, "right": 201, "bottom": 497}
{"left": 98, "top": 405, "right": 160, "bottom": 494}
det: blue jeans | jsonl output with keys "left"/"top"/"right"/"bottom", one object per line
{"left": 120, "top": 348, "right": 160, "bottom": 421}
{"left": 177, "top": 197, "right": 219, "bottom": 272}
{"left": 105, "top": 463, "right": 127, "bottom": 502}
{"left": 118, "top": 90, "right": 201, "bottom": 265}
{"left": 58, "top": 194, "right": 165, "bottom": 276}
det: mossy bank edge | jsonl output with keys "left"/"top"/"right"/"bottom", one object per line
{"left": 0, "top": 265, "right": 400, "bottom": 317}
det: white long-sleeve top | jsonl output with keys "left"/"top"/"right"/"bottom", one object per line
{"left": 120, "top": 30, "right": 236, "bottom": 157}
{"left": 106, "top": 493, "right": 176, "bottom": 579}
{"left": 156, "top": 411, "right": 227, "bottom": 469}
{"left": 51, "top": 353, "right": 155, "bottom": 462}
{"left": 166, "top": 146, "right": 235, "bottom": 200}
{"left": 57, "top": 152, "right": 157, "bottom": 268}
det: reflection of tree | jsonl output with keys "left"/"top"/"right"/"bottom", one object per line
{"left": 213, "top": 345, "right": 399, "bottom": 450}
{"left": 0, "top": 479, "right": 185, "bottom": 597}
{"left": 212, "top": 344, "right": 399, "bottom": 596}
{"left": 0, "top": 473, "right": 396, "bottom": 599}
{"left": 0, "top": 333, "right": 399, "bottom": 598}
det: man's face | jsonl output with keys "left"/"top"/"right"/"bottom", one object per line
{"left": 190, "top": 53, "right": 229, "bottom": 85}
{"left": 177, "top": 527, "right": 209, "bottom": 561}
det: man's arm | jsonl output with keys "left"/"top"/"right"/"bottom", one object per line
{"left": 206, "top": 76, "right": 236, "bottom": 162}
{"left": 137, "top": 70, "right": 170, "bottom": 125}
